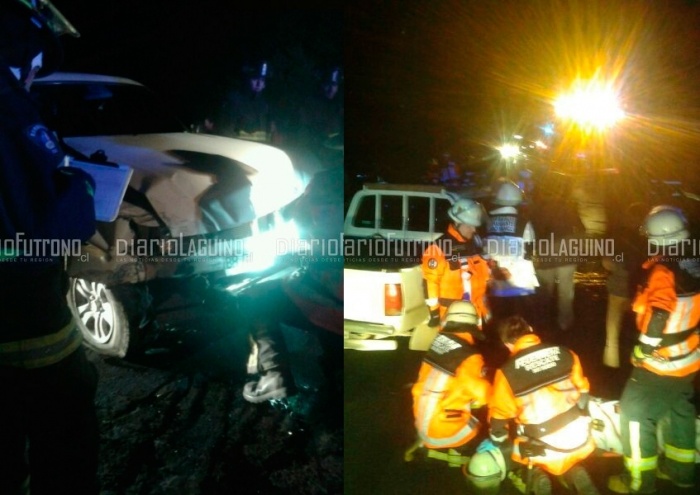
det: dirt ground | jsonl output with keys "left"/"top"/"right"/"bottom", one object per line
{"left": 90, "top": 302, "right": 343, "bottom": 495}
{"left": 345, "top": 274, "right": 700, "bottom": 495}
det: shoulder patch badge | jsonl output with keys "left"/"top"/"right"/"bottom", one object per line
{"left": 26, "top": 124, "right": 60, "bottom": 156}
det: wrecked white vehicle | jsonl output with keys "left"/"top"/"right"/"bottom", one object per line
{"left": 32, "top": 72, "right": 317, "bottom": 357}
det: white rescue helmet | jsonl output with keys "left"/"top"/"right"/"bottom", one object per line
{"left": 445, "top": 301, "right": 478, "bottom": 326}
{"left": 492, "top": 179, "right": 524, "bottom": 206}
{"left": 448, "top": 198, "right": 484, "bottom": 227}
{"left": 641, "top": 205, "right": 689, "bottom": 246}
{"left": 464, "top": 446, "right": 507, "bottom": 494}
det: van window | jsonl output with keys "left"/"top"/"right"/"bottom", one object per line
{"left": 352, "top": 195, "right": 376, "bottom": 228}
{"left": 435, "top": 198, "right": 452, "bottom": 233}
{"left": 407, "top": 196, "right": 430, "bottom": 232}
{"left": 380, "top": 195, "right": 403, "bottom": 230}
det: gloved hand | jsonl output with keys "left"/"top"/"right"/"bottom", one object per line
{"left": 631, "top": 344, "right": 655, "bottom": 367}
{"left": 476, "top": 439, "right": 499, "bottom": 454}
{"left": 577, "top": 392, "right": 590, "bottom": 414}
{"left": 55, "top": 166, "right": 96, "bottom": 196}
{"left": 427, "top": 308, "right": 441, "bottom": 327}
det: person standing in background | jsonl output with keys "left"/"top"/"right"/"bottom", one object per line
{"left": 601, "top": 203, "right": 646, "bottom": 368}
{"left": 216, "top": 60, "right": 274, "bottom": 143}
{"left": 530, "top": 178, "right": 586, "bottom": 334}
{"left": 297, "top": 65, "right": 343, "bottom": 154}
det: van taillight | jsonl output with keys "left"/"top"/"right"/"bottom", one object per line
{"left": 384, "top": 283, "right": 402, "bottom": 316}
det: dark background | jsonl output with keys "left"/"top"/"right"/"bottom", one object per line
{"left": 56, "top": 0, "right": 343, "bottom": 129}
{"left": 346, "top": 0, "right": 700, "bottom": 184}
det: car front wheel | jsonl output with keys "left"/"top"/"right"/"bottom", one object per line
{"left": 67, "top": 278, "right": 143, "bottom": 358}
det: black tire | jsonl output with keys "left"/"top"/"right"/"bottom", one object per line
{"left": 67, "top": 278, "right": 146, "bottom": 358}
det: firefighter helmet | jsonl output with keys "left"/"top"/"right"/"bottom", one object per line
{"left": 324, "top": 66, "right": 342, "bottom": 86}
{"left": 445, "top": 301, "right": 478, "bottom": 326}
{"left": 243, "top": 60, "right": 269, "bottom": 79}
{"left": 0, "top": 0, "right": 79, "bottom": 83}
{"left": 464, "top": 446, "right": 507, "bottom": 494}
{"left": 641, "top": 205, "right": 689, "bottom": 246}
{"left": 492, "top": 179, "right": 524, "bottom": 206}
{"left": 448, "top": 198, "right": 484, "bottom": 227}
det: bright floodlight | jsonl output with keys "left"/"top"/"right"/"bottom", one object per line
{"left": 498, "top": 143, "right": 520, "bottom": 159}
{"left": 554, "top": 80, "right": 624, "bottom": 131}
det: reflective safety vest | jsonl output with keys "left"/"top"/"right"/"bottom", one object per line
{"left": 0, "top": 319, "right": 82, "bottom": 369}
{"left": 484, "top": 207, "right": 538, "bottom": 296}
{"left": 412, "top": 332, "right": 491, "bottom": 449}
{"left": 489, "top": 334, "right": 595, "bottom": 475}
{"left": 422, "top": 224, "right": 491, "bottom": 322}
{"left": 633, "top": 259, "right": 700, "bottom": 377}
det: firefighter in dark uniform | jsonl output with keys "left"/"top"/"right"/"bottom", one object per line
{"left": 217, "top": 61, "right": 274, "bottom": 143}
{"left": 0, "top": 2, "right": 99, "bottom": 494}
{"left": 297, "top": 66, "right": 344, "bottom": 154}
{"left": 241, "top": 165, "right": 343, "bottom": 429}
{"left": 608, "top": 205, "right": 700, "bottom": 494}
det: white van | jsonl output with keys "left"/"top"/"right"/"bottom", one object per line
{"left": 343, "top": 183, "right": 489, "bottom": 350}
{"left": 32, "top": 72, "right": 317, "bottom": 357}
{"left": 344, "top": 183, "right": 479, "bottom": 242}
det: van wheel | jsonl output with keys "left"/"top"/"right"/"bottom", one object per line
{"left": 67, "top": 278, "right": 145, "bottom": 358}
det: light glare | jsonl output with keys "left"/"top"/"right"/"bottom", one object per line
{"left": 554, "top": 80, "right": 625, "bottom": 131}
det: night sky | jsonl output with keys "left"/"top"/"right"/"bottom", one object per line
{"left": 346, "top": 0, "right": 700, "bottom": 184}
{"left": 56, "top": 0, "right": 342, "bottom": 127}
{"left": 47, "top": 1, "right": 700, "bottom": 186}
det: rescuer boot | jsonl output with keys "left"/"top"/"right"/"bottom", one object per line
{"left": 243, "top": 370, "right": 295, "bottom": 403}
{"left": 508, "top": 467, "right": 551, "bottom": 495}
{"left": 560, "top": 465, "right": 600, "bottom": 495}
{"left": 607, "top": 473, "right": 656, "bottom": 494}
{"left": 531, "top": 468, "right": 552, "bottom": 495}
{"left": 244, "top": 320, "right": 297, "bottom": 403}
{"left": 656, "top": 466, "right": 695, "bottom": 489}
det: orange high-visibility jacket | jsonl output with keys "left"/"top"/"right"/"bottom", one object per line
{"left": 422, "top": 224, "right": 491, "bottom": 321}
{"left": 488, "top": 334, "right": 595, "bottom": 475}
{"left": 412, "top": 331, "right": 491, "bottom": 449}
{"left": 632, "top": 258, "right": 700, "bottom": 377}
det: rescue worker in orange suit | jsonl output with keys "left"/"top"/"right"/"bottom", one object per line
{"left": 608, "top": 205, "right": 700, "bottom": 494}
{"left": 485, "top": 316, "right": 599, "bottom": 495}
{"left": 422, "top": 198, "right": 491, "bottom": 327}
{"left": 410, "top": 301, "right": 491, "bottom": 466}
{"left": 0, "top": 2, "right": 99, "bottom": 494}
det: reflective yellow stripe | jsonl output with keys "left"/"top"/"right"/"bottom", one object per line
{"left": 426, "top": 448, "right": 470, "bottom": 467}
{"left": 0, "top": 320, "right": 76, "bottom": 352}
{"left": 664, "top": 443, "right": 696, "bottom": 464}
{"left": 625, "top": 421, "right": 658, "bottom": 491}
{"left": 0, "top": 320, "right": 82, "bottom": 369}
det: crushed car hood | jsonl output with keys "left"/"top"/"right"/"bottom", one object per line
{"left": 65, "top": 133, "right": 306, "bottom": 236}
